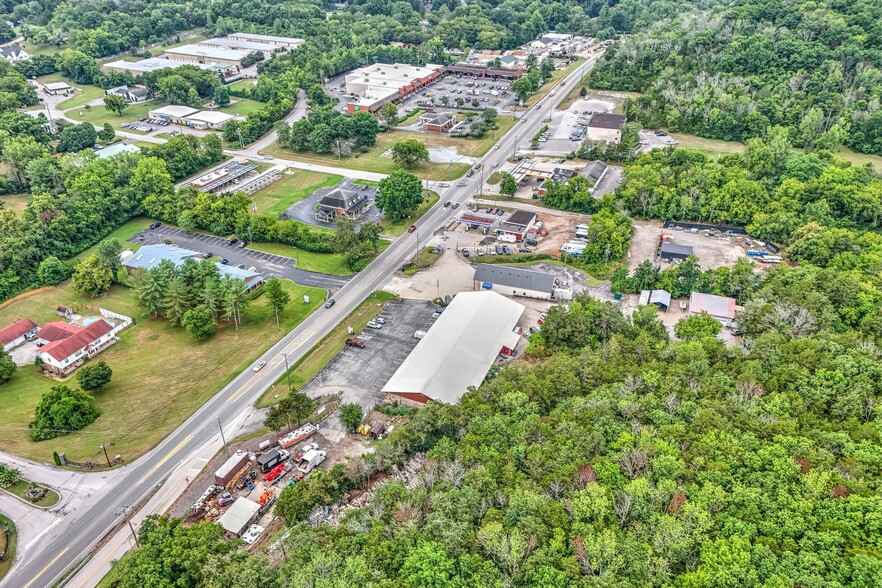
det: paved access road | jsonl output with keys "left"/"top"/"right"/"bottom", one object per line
{"left": 130, "top": 225, "right": 351, "bottom": 292}
{"left": 2, "top": 53, "right": 601, "bottom": 588}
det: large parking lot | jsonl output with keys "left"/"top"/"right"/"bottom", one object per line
{"left": 130, "top": 225, "right": 351, "bottom": 291}
{"left": 301, "top": 299, "right": 438, "bottom": 430}
{"left": 399, "top": 76, "right": 518, "bottom": 113}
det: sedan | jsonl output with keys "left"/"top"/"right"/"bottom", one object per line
{"left": 407, "top": 225, "right": 417, "bottom": 233}
{"left": 324, "top": 299, "right": 336, "bottom": 309}
{"left": 252, "top": 361, "right": 267, "bottom": 372}
{"left": 345, "top": 338, "right": 365, "bottom": 348}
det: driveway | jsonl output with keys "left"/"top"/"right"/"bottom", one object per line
{"left": 281, "top": 178, "right": 382, "bottom": 229}
{"left": 129, "top": 225, "right": 351, "bottom": 292}
{"left": 9, "top": 340, "right": 38, "bottom": 366}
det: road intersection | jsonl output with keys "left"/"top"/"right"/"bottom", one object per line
{"left": 2, "top": 53, "right": 600, "bottom": 588}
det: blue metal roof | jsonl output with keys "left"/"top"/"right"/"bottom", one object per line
{"left": 126, "top": 244, "right": 263, "bottom": 288}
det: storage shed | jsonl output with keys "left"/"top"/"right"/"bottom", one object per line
{"left": 660, "top": 242, "right": 693, "bottom": 262}
{"left": 214, "top": 450, "right": 250, "bottom": 486}
{"left": 217, "top": 498, "right": 261, "bottom": 536}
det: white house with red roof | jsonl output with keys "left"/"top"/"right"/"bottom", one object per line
{"left": 0, "top": 318, "right": 40, "bottom": 352}
{"left": 38, "top": 319, "right": 117, "bottom": 375}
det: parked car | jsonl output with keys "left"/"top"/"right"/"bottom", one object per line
{"left": 204, "top": 252, "right": 214, "bottom": 258}
{"left": 218, "top": 492, "right": 234, "bottom": 507}
{"left": 149, "top": 222, "right": 161, "bottom": 230}
{"left": 461, "top": 248, "right": 470, "bottom": 257}
{"left": 345, "top": 338, "right": 365, "bottom": 348}
{"left": 373, "top": 317, "right": 386, "bottom": 324}
{"left": 324, "top": 299, "right": 336, "bottom": 308}
{"left": 253, "top": 361, "right": 267, "bottom": 372}
{"left": 665, "top": 138, "right": 679, "bottom": 145}
{"left": 476, "top": 248, "right": 484, "bottom": 256}
{"left": 502, "top": 245, "right": 512, "bottom": 255}
{"left": 220, "top": 258, "right": 229, "bottom": 265}
{"left": 495, "top": 245, "right": 504, "bottom": 254}
{"left": 366, "top": 321, "right": 382, "bottom": 329}
{"left": 407, "top": 224, "right": 417, "bottom": 233}
{"left": 529, "top": 325, "right": 540, "bottom": 334}
{"left": 229, "top": 238, "right": 238, "bottom": 245}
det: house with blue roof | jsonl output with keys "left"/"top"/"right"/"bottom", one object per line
{"left": 124, "top": 244, "right": 264, "bottom": 292}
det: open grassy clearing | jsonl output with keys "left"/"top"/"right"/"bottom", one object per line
{"left": 228, "top": 80, "right": 258, "bottom": 93}
{"left": 4, "top": 479, "right": 60, "bottom": 508}
{"left": 249, "top": 239, "right": 390, "bottom": 276}
{"left": 380, "top": 191, "right": 439, "bottom": 237}
{"left": 261, "top": 130, "right": 474, "bottom": 181}
{"left": 249, "top": 170, "right": 342, "bottom": 216}
{"left": 147, "top": 32, "right": 207, "bottom": 54}
{"left": 71, "top": 217, "right": 154, "bottom": 275}
{"left": 403, "top": 247, "right": 441, "bottom": 276}
{"left": 0, "top": 514, "right": 16, "bottom": 581}
{"left": 0, "top": 193, "right": 31, "bottom": 214}
{"left": 0, "top": 280, "right": 325, "bottom": 463}
{"left": 65, "top": 99, "right": 168, "bottom": 131}
{"left": 218, "top": 98, "right": 265, "bottom": 116}
{"left": 256, "top": 292, "right": 397, "bottom": 406}
{"left": 353, "top": 179, "right": 380, "bottom": 187}
{"left": 21, "top": 41, "right": 71, "bottom": 57}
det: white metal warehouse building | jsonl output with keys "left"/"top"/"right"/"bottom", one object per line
{"left": 382, "top": 291, "right": 525, "bottom": 405}
{"left": 473, "top": 263, "right": 556, "bottom": 300}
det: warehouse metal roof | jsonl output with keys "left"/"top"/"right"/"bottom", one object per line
{"left": 217, "top": 498, "right": 260, "bottom": 535}
{"left": 381, "top": 291, "right": 525, "bottom": 404}
{"left": 689, "top": 292, "right": 736, "bottom": 320}
{"left": 660, "top": 242, "right": 694, "bottom": 257}
{"left": 473, "top": 264, "right": 555, "bottom": 293}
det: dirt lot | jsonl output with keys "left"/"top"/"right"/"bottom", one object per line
{"left": 384, "top": 233, "right": 476, "bottom": 300}
{"left": 629, "top": 220, "right": 750, "bottom": 270}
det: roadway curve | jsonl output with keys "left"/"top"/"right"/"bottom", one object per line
{"left": 2, "top": 53, "right": 601, "bottom": 588}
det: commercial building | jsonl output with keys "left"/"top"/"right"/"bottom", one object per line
{"left": 586, "top": 113, "right": 627, "bottom": 144}
{"left": 315, "top": 187, "right": 371, "bottom": 221}
{"left": 0, "top": 45, "right": 29, "bottom": 64}
{"left": 103, "top": 58, "right": 225, "bottom": 75}
{"left": 496, "top": 210, "right": 537, "bottom": 242}
{"left": 149, "top": 105, "right": 200, "bottom": 123}
{"left": 217, "top": 497, "right": 261, "bottom": 536}
{"left": 344, "top": 62, "right": 445, "bottom": 113}
{"left": 93, "top": 143, "right": 140, "bottom": 159}
{"left": 660, "top": 242, "right": 693, "bottom": 262}
{"left": 162, "top": 44, "right": 250, "bottom": 67}
{"left": 580, "top": 160, "right": 609, "bottom": 187}
{"left": 183, "top": 110, "right": 235, "bottom": 130}
{"left": 445, "top": 64, "right": 524, "bottom": 80}
{"left": 105, "top": 85, "right": 148, "bottom": 102}
{"left": 42, "top": 81, "right": 72, "bottom": 95}
{"left": 227, "top": 33, "right": 304, "bottom": 50}
{"left": 125, "top": 244, "right": 264, "bottom": 292}
{"left": 689, "top": 292, "right": 737, "bottom": 325}
{"left": 420, "top": 112, "right": 455, "bottom": 133}
{"left": 182, "top": 161, "right": 258, "bottom": 193}
{"left": 382, "top": 291, "right": 525, "bottom": 405}
{"left": 473, "top": 264, "right": 556, "bottom": 300}
{"left": 0, "top": 318, "right": 39, "bottom": 352}
{"left": 198, "top": 36, "right": 295, "bottom": 54}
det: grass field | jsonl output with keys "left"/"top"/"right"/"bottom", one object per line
{"left": 249, "top": 170, "right": 343, "bottom": 216}
{"left": 228, "top": 80, "right": 258, "bottom": 93}
{"left": 0, "top": 193, "right": 31, "bottom": 214}
{"left": 380, "top": 192, "right": 439, "bottom": 237}
{"left": 219, "top": 98, "right": 266, "bottom": 116}
{"left": 261, "top": 126, "right": 493, "bottom": 180}
{"left": 65, "top": 100, "right": 167, "bottom": 131}
{"left": 249, "top": 239, "right": 390, "bottom": 276}
{"left": 21, "top": 41, "right": 71, "bottom": 57}
{"left": 0, "top": 279, "right": 325, "bottom": 463}
{"left": 4, "top": 479, "right": 60, "bottom": 508}
{"left": 256, "top": 292, "right": 397, "bottom": 406}
{"left": 0, "top": 514, "right": 16, "bottom": 581}
{"left": 71, "top": 217, "right": 154, "bottom": 277}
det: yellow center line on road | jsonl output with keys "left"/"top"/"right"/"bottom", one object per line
{"left": 24, "top": 547, "right": 69, "bottom": 588}
{"left": 226, "top": 329, "right": 318, "bottom": 403}
{"left": 137, "top": 434, "right": 193, "bottom": 484}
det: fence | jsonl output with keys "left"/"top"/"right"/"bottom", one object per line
{"left": 662, "top": 220, "right": 747, "bottom": 235}
{"left": 99, "top": 308, "right": 134, "bottom": 336}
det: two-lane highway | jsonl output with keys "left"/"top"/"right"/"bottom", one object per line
{"left": 2, "top": 53, "right": 601, "bottom": 588}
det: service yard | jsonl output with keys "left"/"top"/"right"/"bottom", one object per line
{"left": 629, "top": 219, "right": 758, "bottom": 270}
{"left": 300, "top": 299, "right": 438, "bottom": 430}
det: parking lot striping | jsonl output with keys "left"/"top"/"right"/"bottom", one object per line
{"left": 137, "top": 434, "right": 193, "bottom": 484}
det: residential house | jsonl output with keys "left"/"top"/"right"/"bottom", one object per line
{"left": 689, "top": 292, "right": 738, "bottom": 326}
{"left": 0, "top": 45, "right": 28, "bottom": 64}
{"left": 0, "top": 318, "right": 39, "bottom": 352}
{"left": 38, "top": 319, "right": 116, "bottom": 375}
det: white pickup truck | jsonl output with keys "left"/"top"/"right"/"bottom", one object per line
{"left": 297, "top": 449, "right": 326, "bottom": 474}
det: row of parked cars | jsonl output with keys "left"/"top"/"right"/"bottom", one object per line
{"left": 121, "top": 122, "right": 153, "bottom": 132}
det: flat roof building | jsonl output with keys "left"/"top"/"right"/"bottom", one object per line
{"left": 217, "top": 498, "right": 261, "bottom": 536}
{"left": 184, "top": 110, "right": 235, "bottom": 130}
{"left": 162, "top": 44, "right": 250, "bottom": 67}
{"left": 125, "top": 244, "right": 264, "bottom": 291}
{"left": 496, "top": 210, "right": 538, "bottom": 242}
{"left": 474, "top": 264, "right": 556, "bottom": 300}
{"left": 228, "top": 33, "right": 304, "bottom": 49}
{"left": 103, "top": 58, "right": 225, "bottom": 75}
{"left": 42, "top": 81, "right": 72, "bottom": 95}
{"left": 149, "top": 104, "right": 200, "bottom": 123}
{"left": 345, "top": 62, "right": 445, "bottom": 113}
{"left": 93, "top": 143, "right": 140, "bottom": 159}
{"left": 689, "top": 292, "right": 737, "bottom": 325}
{"left": 198, "top": 37, "right": 286, "bottom": 54}
{"left": 587, "top": 113, "right": 627, "bottom": 144}
{"left": 382, "top": 291, "right": 525, "bottom": 405}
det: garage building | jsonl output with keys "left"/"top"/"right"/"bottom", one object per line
{"left": 473, "top": 263, "right": 555, "bottom": 300}
{"left": 0, "top": 318, "right": 39, "bottom": 352}
{"left": 217, "top": 497, "right": 261, "bottom": 536}
{"left": 660, "top": 242, "right": 693, "bottom": 262}
{"left": 382, "top": 291, "right": 525, "bottom": 405}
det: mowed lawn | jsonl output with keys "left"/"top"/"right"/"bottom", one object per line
{"left": 250, "top": 170, "right": 342, "bottom": 216}
{"left": 261, "top": 130, "right": 476, "bottom": 181}
{"left": 380, "top": 191, "right": 439, "bottom": 237}
{"left": 249, "top": 239, "right": 391, "bottom": 276}
{"left": 72, "top": 217, "right": 155, "bottom": 263}
{"left": 219, "top": 98, "right": 266, "bottom": 116}
{"left": 65, "top": 100, "right": 168, "bottom": 132}
{"left": 0, "top": 280, "right": 325, "bottom": 463}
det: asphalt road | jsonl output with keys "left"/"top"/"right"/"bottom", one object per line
{"left": 2, "top": 53, "right": 600, "bottom": 588}
{"left": 130, "top": 225, "right": 351, "bottom": 292}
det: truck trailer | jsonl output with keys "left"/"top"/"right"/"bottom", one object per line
{"left": 257, "top": 449, "right": 288, "bottom": 473}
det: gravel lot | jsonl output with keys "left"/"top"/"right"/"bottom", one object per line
{"left": 628, "top": 219, "right": 752, "bottom": 270}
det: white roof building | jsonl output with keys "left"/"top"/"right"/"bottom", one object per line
{"left": 103, "top": 58, "right": 224, "bottom": 74}
{"left": 382, "top": 291, "right": 525, "bottom": 405}
{"left": 217, "top": 497, "right": 261, "bottom": 536}
{"left": 184, "top": 110, "right": 235, "bottom": 128}
{"left": 228, "top": 33, "right": 304, "bottom": 48}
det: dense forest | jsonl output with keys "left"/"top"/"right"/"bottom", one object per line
{"left": 590, "top": 0, "right": 882, "bottom": 155}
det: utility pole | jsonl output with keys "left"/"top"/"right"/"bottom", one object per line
{"left": 217, "top": 418, "right": 228, "bottom": 456}
{"left": 117, "top": 506, "right": 140, "bottom": 547}
{"left": 100, "top": 444, "right": 111, "bottom": 468}
{"left": 283, "top": 352, "right": 292, "bottom": 393}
